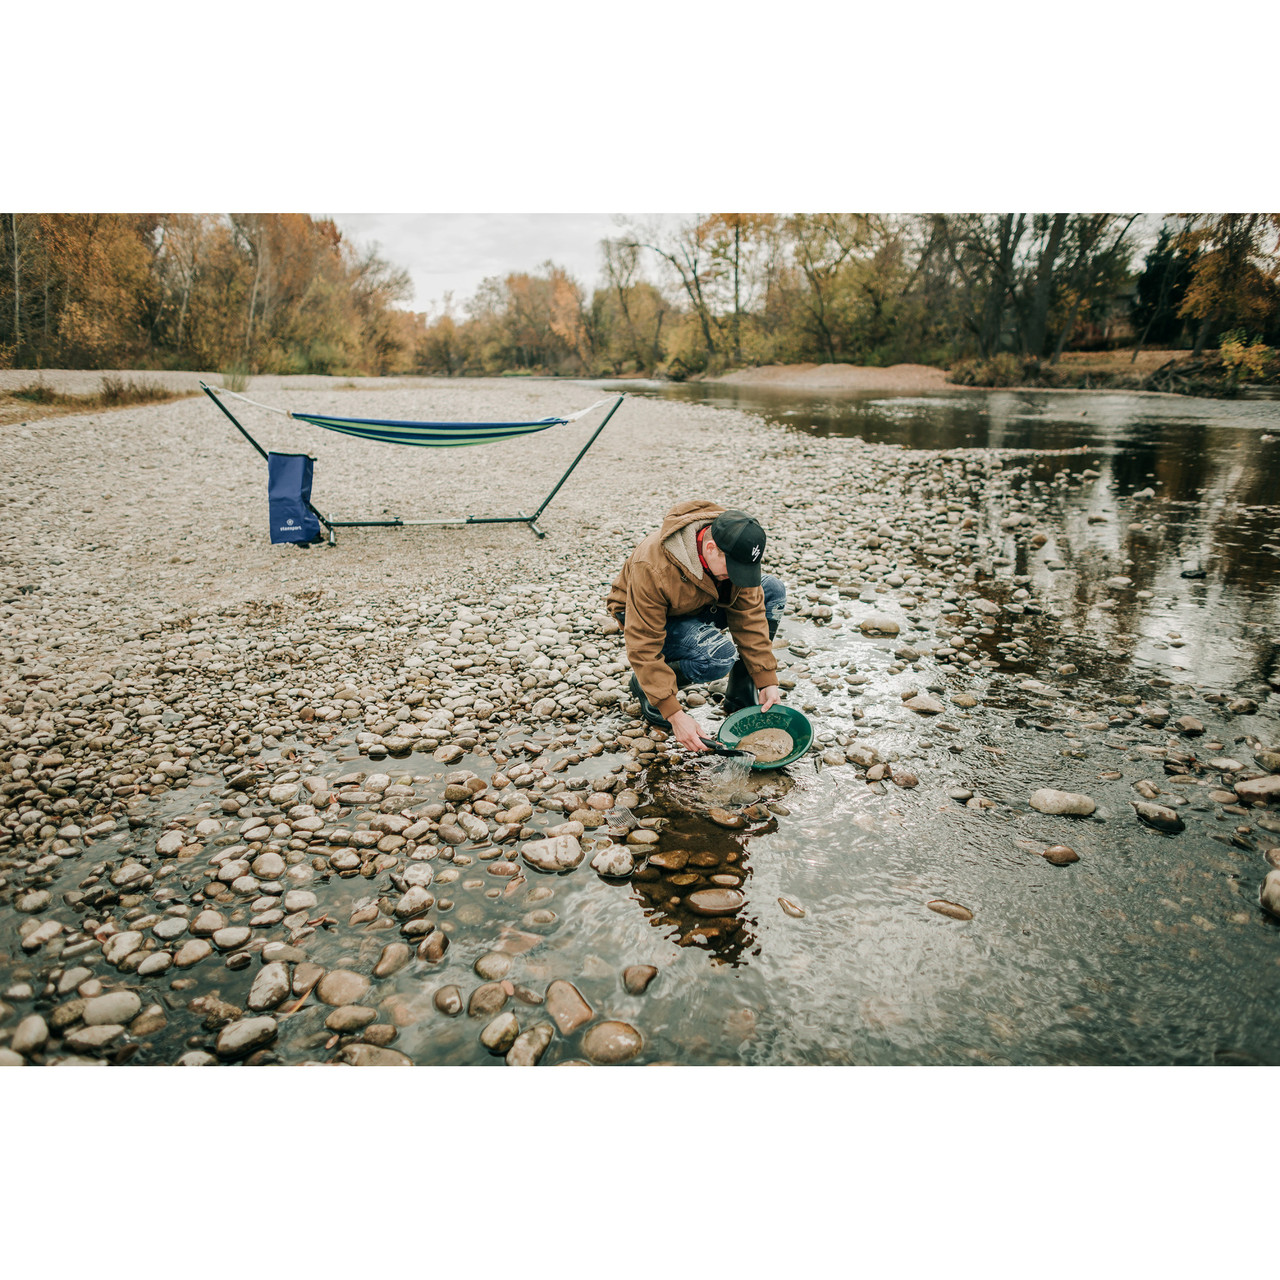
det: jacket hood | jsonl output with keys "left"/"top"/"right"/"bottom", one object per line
{"left": 657, "top": 499, "right": 724, "bottom": 542}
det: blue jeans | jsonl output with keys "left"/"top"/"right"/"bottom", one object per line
{"left": 661, "top": 574, "right": 786, "bottom": 685}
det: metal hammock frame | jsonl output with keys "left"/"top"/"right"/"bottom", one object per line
{"left": 200, "top": 381, "right": 624, "bottom": 544}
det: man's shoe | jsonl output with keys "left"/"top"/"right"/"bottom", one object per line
{"left": 629, "top": 674, "right": 671, "bottom": 729}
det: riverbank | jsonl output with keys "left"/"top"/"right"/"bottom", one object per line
{"left": 2, "top": 374, "right": 1278, "bottom": 1066}
{"left": 704, "top": 363, "right": 952, "bottom": 393}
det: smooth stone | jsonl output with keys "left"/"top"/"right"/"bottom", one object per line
{"left": 325, "top": 1005, "right": 377, "bottom": 1032}
{"left": 505, "top": 1022, "right": 554, "bottom": 1066}
{"left": 474, "top": 951, "right": 512, "bottom": 981}
{"left": 545, "top": 980, "right": 593, "bottom": 1034}
{"left": 1029, "top": 788, "right": 1096, "bottom": 817}
{"left": 686, "top": 888, "right": 745, "bottom": 916}
{"left": 778, "top": 896, "right": 807, "bottom": 917}
{"left": 434, "top": 985, "right": 463, "bottom": 1015}
{"left": 582, "top": 1020, "right": 643, "bottom": 1064}
{"left": 374, "top": 943, "right": 411, "bottom": 979}
{"left": 591, "top": 846, "right": 635, "bottom": 876}
{"left": 247, "top": 962, "right": 290, "bottom": 1011}
{"left": 282, "top": 889, "right": 317, "bottom": 913}
{"left": 212, "top": 926, "right": 252, "bottom": 951}
{"left": 174, "top": 938, "right": 212, "bottom": 968}
{"left": 129, "top": 1005, "right": 167, "bottom": 1036}
{"left": 706, "top": 808, "right": 747, "bottom": 829}
{"left": 175, "top": 1050, "right": 217, "bottom": 1065}
{"left": 152, "top": 916, "right": 187, "bottom": 941}
{"left": 64, "top": 1024, "right": 125, "bottom": 1051}
{"left": 468, "top": 982, "right": 508, "bottom": 1017}
{"left": 83, "top": 991, "right": 142, "bottom": 1026}
{"left": 480, "top": 1011, "right": 520, "bottom": 1053}
{"left": 11, "top": 1015, "right": 49, "bottom": 1055}
{"left": 189, "top": 910, "right": 225, "bottom": 936}
{"left": 103, "top": 931, "right": 144, "bottom": 965}
{"left": 317, "top": 970, "right": 371, "bottom": 1006}
{"left": 927, "top": 899, "right": 973, "bottom": 921}
{"left": 622, "top": 965, "right": 657, "bottom": 995}
{"left": 1235, "top": 776, "right": 1280, "bottom": 803}
{"left": 395, "top": 885, "right": 435, "bottom": 918}
{"left": 215, "top": 1016, "right": 278, "bottom": 1058}
{"left": 1043, "top": 845, "right": 1080, "bottom": 866}
{"left": 1261, "top": 869, "right": 1280, "bottom": 919}
{"left": 338, "top": 1043, "right": 413, "bottom": 1066}
{"left": 521, "top": 834, "right": 584, "bottom": 872}
{"left": 859, "top": 614, "right": 900, "bottom": 635}
{"left": 903, "top": 694, "right": 945, "bottom": 715}
{"left": 1132, "top": 801, "right": 1185, "bottom": 833}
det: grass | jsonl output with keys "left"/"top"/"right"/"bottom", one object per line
{"left": 2, "top": 375, "right": 199, "bottom": 426}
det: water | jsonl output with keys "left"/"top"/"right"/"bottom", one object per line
{"left": 5, "top": 382, "right": 1279, "bottom": 1065}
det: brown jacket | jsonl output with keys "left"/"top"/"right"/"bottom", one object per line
{"left": 605, "top": 499, "right": 778, "bottom": 719}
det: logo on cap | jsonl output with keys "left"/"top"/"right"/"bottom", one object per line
{"left": 751, "top": 544, "right": 761, "bottom": 560}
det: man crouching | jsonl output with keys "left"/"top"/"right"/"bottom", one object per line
{"left": 605, "top": 500, "right": 786, "bottom": 753}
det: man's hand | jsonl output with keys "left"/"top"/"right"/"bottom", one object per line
{"left": 669, "top": 710, "right": 709, "bottom": 753}
{"left": 759, "top": 684, "right": 782, "bottom": 712}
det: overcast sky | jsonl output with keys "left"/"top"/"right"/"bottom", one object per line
{"left": 325, "top": 213, "right": 648, "bottom": 314}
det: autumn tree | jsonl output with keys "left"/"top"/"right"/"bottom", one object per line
{"left": 1176, "top": 213, "right": 1280, "bottom": 355}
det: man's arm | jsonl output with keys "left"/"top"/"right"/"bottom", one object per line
{"left": 624, "top": 568, "right": 682, "bottom": 721}
{"left": 724, "top": 585, "right": 779, "bottom": 692}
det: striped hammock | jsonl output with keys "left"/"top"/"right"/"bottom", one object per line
{"left": 211, "top": 387, "right": 609, "bottom": 448}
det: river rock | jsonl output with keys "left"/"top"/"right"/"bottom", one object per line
{"left": 583, "top": 1020, "right": 643, "bottom": 1064}
{"left": 927, "top": 899, "right": 973, "bottom": 920}
{"left": 506, "top": 1022, "right": 553, "bottom": 1066}
{"left": 64, "top": 1024, "right": 124, "bottom": 1052}
{"left": 1029, "top": 788, "right": 1096, "bottom": 816}
{"left": 468, "top": 982, "right": 508, "bottom": 1017}
{"left": 778, "top": 896, "right": 807, "bottom": 917}
{"left": 474, "top": 951, "right": 511, "bottom": 981}
{"left": 623, "top": 965, "right": 658, "bottom": 994}
{"left": 687, "top": 887, "right": 745, "bottom": 915}
{"left": 174, "top": 939, "right": 212, "bottom": 967}
{"left": 395, "top": 885, "right": 434, "bottom": 918}
{"left": 1234, "top": 776, "right": 1280, "bottom": 803}
{"left": 212, "top": 926, "right": 251, "bottom": 951}
{"left": 1261, "top": 870, "right": 1280, "bottom": 919}
{"left": 521, "top": 834, "right": 584, "bottom": 872}
{"left": 1042, "top": 845, "right": 1080, "bottom": 866}
{"left": 215, "top": 1015, "right": 277, "bottom": 1058}
{"left": 481, "top": 1011, "right": 520, "bottom": 1053}
{"left": 1132, "top": 802, "right": 1185, "bottom": 833}
{"left": 591, "top": 845, "right": 635, "bottom": 876}
{"left": 325, "top": 1005, "right": 377, "bottom": 1032}
{"left": 706, "top": 807, "right": 747, "bottom": 829}
{"left": 338, "top": 1043, "right": 413, "bottom": 1066}
{"left": 859, "top": 614, "right": 900, "bottom": 635}
{"left": 374, "top": 943, "right": 411, "bottom": 978}
{"left": 11, "top": 1015, "right": 49, "bottom": 1056}
{"left": 434, "top": 985, "right": 463, "bottom": 1015}
{"left": 317, "top": 970, "right": 370, "bottom": 1006}
{"left": 545, "top": 980, "right": 593, "bottom": 1033}
{"left": 247, "top": 962, "right": 290, "bottom": 1011}
{"left": 903, "top": 694, "right": 945, "bottom": 715}
{"left": 83, "top": 991, "right": 141, "bottom": 1026}
{"left": 176, "top": 1051, "right": 217, "bottom": 1066}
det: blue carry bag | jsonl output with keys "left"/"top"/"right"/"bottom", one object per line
{"left": 267, "top": 451, "right": 322, "bottom": 544}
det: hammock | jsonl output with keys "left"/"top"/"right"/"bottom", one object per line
{"left": 199, "top": 381, "right": 623, "bottom": 543}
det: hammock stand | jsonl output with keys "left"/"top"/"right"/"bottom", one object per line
{"left": 200, "top": 382, "right": 624, "bottom": 545}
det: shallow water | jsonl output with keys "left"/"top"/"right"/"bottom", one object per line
{"left": 5, "top": 384, "right": 1279, "bottom": 1065}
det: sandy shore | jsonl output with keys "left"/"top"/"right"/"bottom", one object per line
{"left": 705, "top": 363, "right": 954, "bottom": 393}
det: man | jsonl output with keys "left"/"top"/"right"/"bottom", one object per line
{"left": 606, "top": 501, "right": 786, "bottom": 754}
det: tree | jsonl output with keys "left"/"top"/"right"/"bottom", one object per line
{"left": 1176, "top": 213, "right": 1280, "bottom": 355}
{"left": 1130, "top": 219, "right": 1197, "bottom": 359}
{"left": 620, "top": 215, "right": 723, "bottom": 360}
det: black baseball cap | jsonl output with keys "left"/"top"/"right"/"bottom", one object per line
{"left": 710, "top": 509, "right": 766, "bottom": 587}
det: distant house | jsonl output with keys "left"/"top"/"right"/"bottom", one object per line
{"left": 1076, "top": 280, "right": 1138, "bottom": 349}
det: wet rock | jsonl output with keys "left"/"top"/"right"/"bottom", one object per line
{"left": 506, "top": 1021, "right": 553, "bottom": 1066}
{"left": 11, "top": 1015, "right": 49, "bottom": 1056}
{"left": 1261, "top": 870, "right": 1280, "bottom": 919}
{"left": 394, "top": 885, "right": 434, "bottom": 918}
{"left": 545, "top": 980, "right": 593, "bottom": 1034}
{"left": 317, "top": 970, "right": 371, "bottom": 1006}
{"left": 1254, "top": 751, "right": 1280, "bottom": 774}
{"left": 1042, "top": 845, "right": 1080, "bottom": 866}
{"left": 521, "top": 834, "right": 584, "bottom": 872}
{"left": 778, "top": 896, "right": 807, "bottom": 917}
{"left": 83, "top": 991, "right": 141, "bottom": 1026}
{"left": 687, "top": 887, "right": 745, "bottom": 915}
{"left": 15, "top": 889, "right": 51, "bottom": 913}
{"left": 583, "top": 1020, "right": 643, "bottom": 1064}
{"left": 129, "top": 1005, "right": 167, "bottom": 1036}
{"left": 591, "top": 845, "right": 635, "bottom": 876}
{"left": 434, "top": 985, "right": 463, "bottom": 1015}
{"left": 325, "top": 1005, "right": 377, "bottom": 1032}
{"left": 474, "top": 952, "right": 512, "bottom": 981}
{"left": 338, "top": 1043, "right": 413, "bottom": 1066}
{"left": 215, "top": 1015, "right": 277, "bottom": 1058}
{"left": 1234, "top": 776, "right": 1280, "bottom": 803}
{"left": 468, "top": 982, "right": 508, "bottom": 1017}
{"left": 927, "top": 900, "right": 973, "bottom": 921}
{"left": 418, "top": 932, "right": 448, "bottom": 962}
{"left": 175, "top": 1050, "right": 217, "bottom": 1065}
{"left": 623, "top": 965, "right": 658, "bottom": 994}
{"left": 858, "top": 614, "right": 900, "bottom": 635}
{"left": 212, "top": 926, "right": 252, "bottom": 951}
{"left": 374, "top": 943, "right": 411, "bottom": 979}
{"left": 706, "top": 807, "right": 747, "bottom": 829}
{"left": 64, "top": 1024, "right": 125, "bottom": 1052}
{"left": 189, "top": 909, "right": 225, "bottom": 937}
{"left": 903, "top": 694, "right": 945, "bottom": 715}
{"left": 481, "top": 1011, "right": 520, "bottom": 1053}
{"left": 0, "top": 1049, "right": 26, "bottom": 1066}
{"left": 1175, "top": 716, "right": 1205, "bottom": 736}
{"left": 103, "top": 931, "right": 144, "bottom": 966}
{"left": 247, "top": 962, "right": 290, "bottom": 1011}
{"left": 1029, "top": 788, "right": 1096, "bottom": 817}
{"left": 1132, "top": 802, "right": 1185, "bottom": 833}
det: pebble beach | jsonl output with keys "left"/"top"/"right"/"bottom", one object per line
{"left": 1, "top": 373, "right": 1277, "bottom": 1066}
